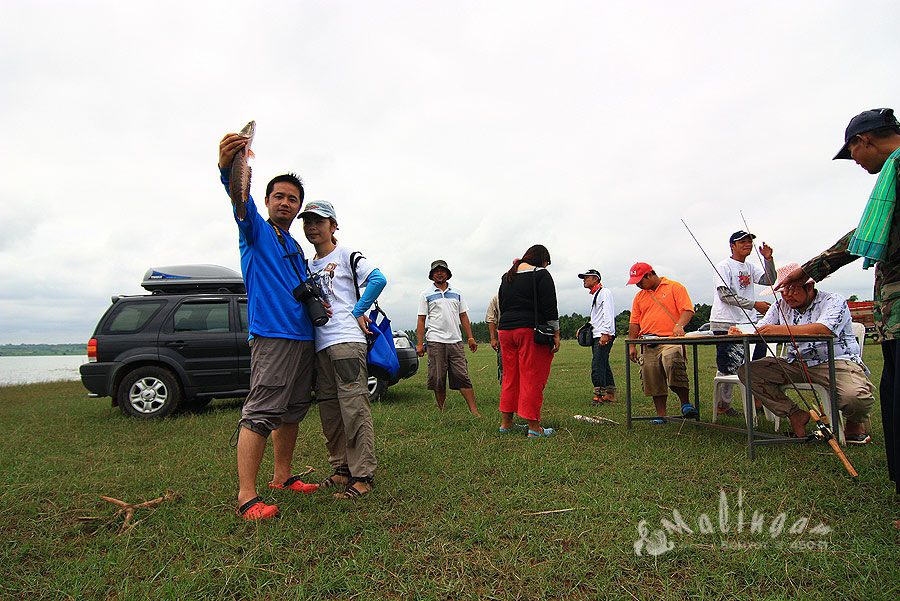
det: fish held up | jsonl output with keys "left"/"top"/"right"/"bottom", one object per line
{"left": 229, "top": 120, "right": 256, "bottom": 220}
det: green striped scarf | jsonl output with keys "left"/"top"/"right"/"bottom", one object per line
{"left": 848, "top": 146, "right": 900, "bottom": 269}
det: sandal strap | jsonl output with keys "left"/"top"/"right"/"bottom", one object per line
{"left": 342, "top": 486, "right": 363, "bottom": 498}
{"left": 282, "top": 475, "right": 304, "bottom": 487}
{"left": 339, "top": 477, "right": 373, "bottom": 499}
{"left": 320, "top": 466, "right": 353, "bottom": 488}
{"left": 237, "top": 496, "right": 264, "bottom": 515}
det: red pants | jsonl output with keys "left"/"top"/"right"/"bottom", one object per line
{"left": 499, "top": 328, "right": 554, "bottom": 421}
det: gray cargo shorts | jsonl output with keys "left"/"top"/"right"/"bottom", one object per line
{"left": 426, "top": 341, "right": 472, "bottom": 391}
{"left": 240, "top": 336, "right": 315, "bottom": 437}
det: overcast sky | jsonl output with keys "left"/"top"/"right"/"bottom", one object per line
{"left": 1, "top": 0, "right": 898, "bottom": 345}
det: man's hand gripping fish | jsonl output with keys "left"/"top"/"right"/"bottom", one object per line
{"left": 229, "top": 120, "right": 256, "bottom": 220}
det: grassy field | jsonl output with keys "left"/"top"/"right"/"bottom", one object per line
{"left": 1, "top": 341, "right": 898, "bottom": 600}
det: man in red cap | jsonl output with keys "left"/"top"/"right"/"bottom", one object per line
{"left": 627, "top": 263, "right": 696, "bottom": 423}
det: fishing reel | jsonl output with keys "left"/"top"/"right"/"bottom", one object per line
{"left": 808, "top": 409, "right": 835, "bottom": 442}
{"left": 810, "top": 421, "right": 834, "bottom": 442}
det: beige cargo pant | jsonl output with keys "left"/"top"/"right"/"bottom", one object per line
{"left": 737, "top": 357, "right": 875, "bottom": 423}
{"left": 315, "top": 342, "right": 377, "bottom": 479}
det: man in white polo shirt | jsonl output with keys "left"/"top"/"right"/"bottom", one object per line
{"left": 416, "top": 260, "right": 481, "bottom": 417}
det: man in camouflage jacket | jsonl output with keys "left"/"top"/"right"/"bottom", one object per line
{"left": 779, "top": 108, "right": 900, "bottom": 496}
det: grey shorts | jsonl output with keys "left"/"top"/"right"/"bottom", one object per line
{"left": 240, "top": 336, "right": 315, "bottom": 437}
{"left": 426, "top": 341, "right": 472, "bottom": 391}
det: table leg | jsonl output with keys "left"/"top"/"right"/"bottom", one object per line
{"left": 626, "top": 343, "right": 632, "bottom": 429}
{"left": 744, "top": 337, "right": 756, "bottom": 460}
{"left": 692, "top": 345, "right": 700, "bottom": 420}
{"left": 828, "top": 338, "right": 839, "bottom": 443}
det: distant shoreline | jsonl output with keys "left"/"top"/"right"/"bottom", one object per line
{"left": 0, "top": 344, "right": 85, "bottom": 357}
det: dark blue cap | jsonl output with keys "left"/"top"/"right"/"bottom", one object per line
{"left": 729, "top": 230, "right": 756, "bottom": 244}
{"left": 834, "top": 108, "right": 899, "bottom": 160}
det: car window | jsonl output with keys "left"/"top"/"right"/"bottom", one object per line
{"left": 173, "top": 301, "right": 231, "bottom": 333}
{"left": 238, "top": 300, "right": 248, "bottom": 333}
{"left": 105, "top": 300, "right": 166, "bottom": 333}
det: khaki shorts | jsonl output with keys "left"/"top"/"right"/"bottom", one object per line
{"left": 640, "top": 344, "right": 689, "bottom": 397}
{"left": 426, "top": 341, "right": 472, "bottom": 391}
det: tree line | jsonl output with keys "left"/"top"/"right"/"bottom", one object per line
{"left": 0, "top": 343, "right": 86, "bottom": 356}
{"left": 406, "top": 303, "right": 713, "bottom": 343}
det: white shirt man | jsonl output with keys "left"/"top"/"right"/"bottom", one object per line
{"left": 579, "top": 269, "right": 617, "bottom": 404}
{"left": 710, "top": 230, "right": 776, "bottom": 415}
{"left": 416, "top": 260, "right": 480, "bottom": 416}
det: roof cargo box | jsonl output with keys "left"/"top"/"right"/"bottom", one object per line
{"left": 141, "top": 265, "right": 246, "bottom": 294}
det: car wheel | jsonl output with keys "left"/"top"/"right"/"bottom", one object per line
{"left": 118, "top": 367, "right": 182, "bottom": 418}
{"left": 367, "top": 376, "right": 387, "bottom": 402}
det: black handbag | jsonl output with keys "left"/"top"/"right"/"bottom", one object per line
{"left": 531, "top": 269, "right": 555, "bottom": 345}
{"left": 576, "top": 290, "right": 600, "bottom": 347}
{"left": 576, "top": 322, "right": 593, "bottom": 347}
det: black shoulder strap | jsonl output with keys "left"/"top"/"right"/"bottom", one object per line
{"left": 267, "top": 219, "right": 308, "bottom": 284}
{"left": 349, "top": 251, "right": 363, "bottom": 301}
{"left": 531, "top": 268, "right": 542, "bottom": 327}
{"left": 349, "top": 251, "right": 382, "bottom": 318}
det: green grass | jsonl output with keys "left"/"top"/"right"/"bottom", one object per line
{"left": 1, "top": 341, "right": 898, "bottom": 600}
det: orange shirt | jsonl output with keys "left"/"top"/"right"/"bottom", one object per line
{"left": 629, "top": 277, "right": 693, "bottom": 336}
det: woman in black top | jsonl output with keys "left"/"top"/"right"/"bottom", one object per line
{"left": 497, "top": 244, "right": 559, "bottom": 437}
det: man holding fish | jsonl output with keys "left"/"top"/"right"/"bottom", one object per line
{"left": 218, "top": 123, "right": 320, "bottom": 520}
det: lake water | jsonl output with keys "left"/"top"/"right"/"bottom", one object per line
{"left": 0, "top": 355, "right": 87, "bottom": 386}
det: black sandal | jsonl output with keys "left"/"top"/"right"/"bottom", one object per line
{"left": 236, "top": 496, "right": 278, "bottom": 519}
{"left": 335, "top": 476, "right": 373, "bottom": 500}
{"left": 319, "top": 465, "right": 351, "bottom": 488}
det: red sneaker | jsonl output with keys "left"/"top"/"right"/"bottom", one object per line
{"left": 237, "top": 497, "right": 278, "bottom": 520}
{"left": 269, "top": 475, "right": 319, "bottom": 493}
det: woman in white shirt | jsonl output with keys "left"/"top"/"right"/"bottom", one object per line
{"left": 299, "top": 200, "right": 387, "bottom": 499}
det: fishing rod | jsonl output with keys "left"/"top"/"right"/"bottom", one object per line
{"left": 681, "top": 218, "right": 858, "bottom": 478}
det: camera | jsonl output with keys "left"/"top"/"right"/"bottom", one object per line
{"left": 292, "top": 278, "right": 329, "bottom": 327}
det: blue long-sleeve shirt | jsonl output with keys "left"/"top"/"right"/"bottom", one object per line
{"left": 219, "top": 167, "right": 313, "bottom": 341}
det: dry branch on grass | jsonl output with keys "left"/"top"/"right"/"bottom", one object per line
{"left": 522, "top": 507, "right": 587, "bottom": 516}
{"left": 77, "top": 490, "right": 178, "bottom": 536}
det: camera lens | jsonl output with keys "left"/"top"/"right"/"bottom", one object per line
{"left": 304, "top": 298, "right": 329, "bottom": 327}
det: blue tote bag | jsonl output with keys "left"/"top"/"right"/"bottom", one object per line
{"left": 348, "top": 251, "right": 400, "bottom": 381}
{"left": 366, "top": 303, "right": 400, "bottom": 381}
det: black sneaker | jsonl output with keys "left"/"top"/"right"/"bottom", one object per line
{"left": 718, "top": 408, "right": 743, "bottom": 418}
{"left": 846, "top": 433, "right": 871, "bottom": 445}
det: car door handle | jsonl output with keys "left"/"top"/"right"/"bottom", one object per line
{"left": 165, "top": 341, "right": 186, "bottom": 350}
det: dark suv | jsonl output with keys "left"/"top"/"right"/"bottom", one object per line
{"left": 80, "top": 265, "right": 418, "bottom": 418}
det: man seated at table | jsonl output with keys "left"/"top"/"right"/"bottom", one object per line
{"left": 627, "top": 262, "right": 697, "bottom": 424}
{"left": 737, "top": 263, "right": 876, "bottom": 443}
